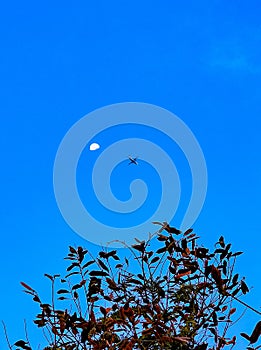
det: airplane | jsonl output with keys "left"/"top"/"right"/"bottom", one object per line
{"left": 128, "top": 156, "right": 138, "bottom": 165}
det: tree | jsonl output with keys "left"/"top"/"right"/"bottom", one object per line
{"left": 6, "top": 223, "right": 261, "bottom": 349}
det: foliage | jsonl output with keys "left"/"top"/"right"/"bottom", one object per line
{"left": 8, "top": 223, "right": 261, "bottom": 349}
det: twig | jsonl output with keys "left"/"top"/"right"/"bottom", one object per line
{"left": 23, "top": 319, "right": 32, "bottom": 349}
{"left": 228, "top": 293, "right": 261, "bottom": 316}
{"left": 2, "top": 321, "right": 12, "bottom": 349}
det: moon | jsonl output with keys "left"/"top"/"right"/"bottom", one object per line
{"left": 89, "top": 142, "right": 100, "bottom": 151}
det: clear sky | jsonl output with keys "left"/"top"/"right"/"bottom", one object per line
{"left": 0, "top": 1, "right": 260, "bottom": 349}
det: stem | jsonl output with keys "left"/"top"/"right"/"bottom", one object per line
{"left": 23, "top": 319, "right": 32, "bottom": 349}
{"left": 51, "top": 278, "right": 56, "bottom": 345}
{"left": 228, "top": 293, "right": 261, "bottom": 316}
{"left": 2, "top": 321, "right": 12, "bottom": 349}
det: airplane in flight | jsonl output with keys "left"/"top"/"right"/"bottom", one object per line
{"left": 128, "top": 156, "right": 138, "bottom": 165}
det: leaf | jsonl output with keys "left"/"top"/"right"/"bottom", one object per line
{"left": 151, "top": 256, "right": 160, "bottom": 264}
{"left": 211, "top": 265, "right": 222, "bottom": 285}
{"left": 44, "top": 274, "right": 54, "bottom": 281}
{"left": 186, "top": 233, "right": 196, "bottom": 239}
{"left": 195, "top": 247, "right": 209, "bottom": 259}
{"left": 152, "top": 221, "right": 163, "bottom": 225}
{"left": 219, "top": 236, "right": 225, "bottom": 248}
{"left": 156, "top": 246, "right": 167, "bottom": 254}
{"left": 81, "top": 328, "right": 89, "bottom": 343}
{"left": 184, "top": 228, "right": 193, "bottom": 236}
{"left": 157, "top": 234, "right": 169, "bottom": 241}
{"left": 249, "top": 321, "right": 261, "bottom": 344}
{"left": 232, "top": 287, "right": 241, "bottom": 296}
{"left": 57, "top": 289, "right": 70, "bottom": 294}
{"left": 229, "top": 308, "right": 236, "bottom": 316}
{"left": 82, "top": 260, "right": 95, "bottom": 269}
{"left": 232, "top": 273, "right": 239, "bottom": 284}
{"left": 66, "top": 262, "right": 79, "bottom": 271}
{"left": 215, "top": 249, "right": 224, "bottom": 254}
{"left": 99, "top": 250, "right": 117, "bottom": 259}
{"left": 212, "top": 311, "right": 218, "bottom": 326}
{"left": 33, "top": 295, "right": 41, "bottom": 303}
{"left": 14, "top": 340, "right": 31, "bottom": 349}
{"left": 100, "top": 306, "right": 107, "bottom": 316}
{"left": 241, "top": 332, "right": 250, "bottom": 341}
{"left": 52, "top": 326, "right": 59, "bottom": 335}
{"left": 137, "top": 273, "right": 144, "bottom": 280}
{"left": 231, "top": 251, "right": 243, "bottom": 257}
{"left": 72, "top": 284, "right": 82, "bottom": 290}
{"left": 97, "top": 258, "right": 109, "bottom": 272}
{"left": 176, "top": 269, "right": 191, "bottom": 279}
{"left": 173, "top": 336, "right": 191, "bottom": 344}
{"left": 65, "top": 271, "right": 79, "bottom": 278}
{"left": 241, "top": 280, "right": 249, "bottom": 294}
{"left": 106, "top": 278, "right": 118, "bottom": 290}
{"left": 169, "top": 265, "right": 176, "bottom": 274}
{"left": 69, "top": 246, "right": 77, "bottom": 254}
{"left": 112, "top": 254, "right": 120, "bottom": 261}
{"left": 226, "top": 336, "right": 236, "bottom": 345}
{"left": 89, "top": 270, "right": 109, "bottom": 277}
{"left": 20, "top": 282, "right": 35, "bottom": 292}
{"left": 14, "top": 340, "right": 28, "bottom": 346}
{"left": 132, "top": 242, "right": 145, "bottom": 252}
{"left": 164, "top": 224, "right": 181, "bottom": 235}
{"left": 225, "top": 243, "right": 231, "bottom": 252}
{"left": 181, "top": 239, "right": 187, "bottom": 250}
{"left": 209, "top": 327, "right": 216, "bottom": 336}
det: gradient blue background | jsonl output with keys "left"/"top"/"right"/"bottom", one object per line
{"left": 1, "top": 1, "right": 260, "bottom": 348}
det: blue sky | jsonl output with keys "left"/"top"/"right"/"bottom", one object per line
{"left": 0, "top": 1, "right": 260, "bottom": 348}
